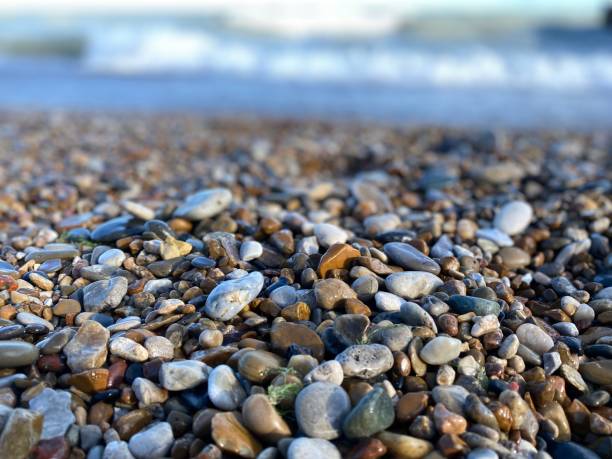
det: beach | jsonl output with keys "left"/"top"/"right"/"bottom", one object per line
{"left": 0, "top": 112, "right": 610, "bottom": 458}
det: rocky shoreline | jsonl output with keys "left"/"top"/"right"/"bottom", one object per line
{"left": 0, "top": 113, "right": 610, "bottom": 459}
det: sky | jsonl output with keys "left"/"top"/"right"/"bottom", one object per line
{"left": 0, "top": 0, "right": 609, "bottom": 22}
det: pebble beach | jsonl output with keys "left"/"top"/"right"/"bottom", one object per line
{"left": 0, "top": 112, "right": 611, "bottom": 459}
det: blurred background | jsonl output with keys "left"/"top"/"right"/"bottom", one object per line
{"left": 1, "top": 0, "right": 612, "bottom": 128}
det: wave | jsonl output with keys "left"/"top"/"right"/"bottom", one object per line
{"left": 77, "top": 26, "right": 612, "bottom": 90}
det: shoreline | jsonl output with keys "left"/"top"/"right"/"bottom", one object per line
{"left": 0, "top": 112, "right": 610, "bottom": 458}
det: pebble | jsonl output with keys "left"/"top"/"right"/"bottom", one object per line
{"left": 304, "top": 360, "right": 344, "bottom": 385}
{"left": 204, "top": 271, "right": 264, "bottom": 320}
{"left": 83, "top": 277, "right": 128, "bottom": 312}
{"left": 0, "top": 340, "right": 40, "bottom": 368}
{"left": 288, "top": 438, "right": 341, "bottom": 459}
{"left": 343, "top": 386, "right": 395, "bottom": 438}
{"left": 494, "top": 200, "right": 533, "bottom": 235}
{"left": 384, "top": 242, "right": 441, "bottom": 274}
{"left": 419, "top": 336, "right": 463, "bottom": 365}
{"left": 98, "top": 248, "right": 127, "bottom": 267}
{"left": 313, "top": 223, "right": 348, "bottom": 247}
{"left": 127, "top": 422, "right": 174, "bottom": 459}
{"left": 471, "top": 314, "right": 499, "bottom": 337}
{"left": 211, "top": 411, "right": 262, "bottom": 458}
{"left": 104, "top": 441, "right": 135, "bottom": 459}
{"left": 144, "top": 336, "right": 174, "bottom": 361}
{"left": 1, "top": 118, "right": 611, "bottom": 459}
{"left": 173, "top": 188, "right": 232, "bottom": 220}
{"left": 314, "top": 278, "right": 357, "bottom": 309}
{"left": 385, "top": 271, "right": 443, "bottom": 299}
{"left": 295, "top": 382, "right": 351, "bottom": 439}
{"left": 159, "top": 360, "right": 210, "bottom": 391}
{"left": 132, "top": 377, "right": 168, "bottom": 405}
{"left": 515, "top": 323, "right": 554, "bottom": 355}
{"left": 208, "top": 364, "right": 247, "bottom": 411}
{"left": 29, "top": 388, "right": 75, "bottom": 439}
{"left": 63, "top": 320, "right": 109, "bottom": 372}
{"left": 109, "top": 337, "right": 149, "bottom": 362}
{"left": 16, "top": 312, "right": 54, "bottom": 331}
{"left": 374, "top": 291, "right": 404, "bottom": 312}
{"left": 241, "top": 394, "right": 291, "bottom": 443}
{"left": 0, "top": 408, "right": 43, "bottom": 459}
{"left": 376, "top": 431, "right": 433, "bottom": 459}
{"left": 475, "top": 228, "right": 513, "bottom": 247}
{"left": 336, "top": 344, "right": 394, "bottom": 379}
{"left": 448, "top": 295, "right": 500, "bottom": 316}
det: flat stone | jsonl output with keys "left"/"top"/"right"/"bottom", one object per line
{"left": 29, "top": 388, "right": 75, "bottom": 439}
{"left": 336, "top": 344, "right": 394, "bottom": 379}
{"left": 173, "top": 188, "right": 232, "bottom": 220}
{"left": 16, "top": 312, "right": 54, "bottom": 331}
{"left": 83, "top": 277, "right": 128, "bottom": 312}
{"left": 288, "top": 438, "right": 341, "bottom": 459}
{"left": 384, "top": 242, "right": 440, "bottom": 274}
{"left": 295, "top": 382, "right": 351, "bottom": 440}
{"left": 25, "top": 247, "right": 79, "bottom": 263}
{"left": 516, "top": 323, "right": 554, "bottom": 355}
{"left": 385, "top": 271, "right": 443, "bottom": 300}
{"left": 419, "top": 336, "right": 462, "bottom": 365}
{"left": 63, "top": 320, "right": 109, "bottom": 372}
{"left": 448, "top": 295, "right": 500, "bottom": 316}
{"left": 159, "top": 360, "right": 210, "bottom": 391}
{"left": 208, "top": 365, "right": 247, "bottom": 411}
{"left": 0, "top": 341, "right": 40, "bottom": 368}
{"left": 494, "top": 201, "right": 532, "bottom": 236}
{"left": 128, "top": 422, "right": 174, "bottom": 459}
{"left": 204, "top": 272, "right": 264, "bottom": 321}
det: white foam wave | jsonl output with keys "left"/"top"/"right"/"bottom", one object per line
{"left": 82, "top": 26, "right": 612, "bottom": 90}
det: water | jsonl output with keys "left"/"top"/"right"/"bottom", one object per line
{"left": 1, "top": 10, "right": 612, "bottom": 128}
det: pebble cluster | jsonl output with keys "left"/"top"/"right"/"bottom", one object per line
{"left": 0, "top": 114, "right": 611, "bottom": 459}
